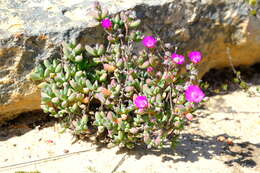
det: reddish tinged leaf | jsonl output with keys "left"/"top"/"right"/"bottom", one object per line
{"left": 103, "top": 64, "right": 116, "bottom": 72}
{"left": 114, "top": 118, "right": 123, "bottom": 124}
{"left": 82, "top": 97, "right": 90, "bottom": 104}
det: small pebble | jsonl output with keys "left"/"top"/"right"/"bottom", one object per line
{"left": 226, "top": 138, "right": 234, "bottom": 145}
{"left": 217, "top": 136, "right": 226, "bottom": 142}
{"left": 63, "top": 149, "right": 69, "bottom": 153}
{"left": 46, "top": 139, "right": 54, "bottom": 144}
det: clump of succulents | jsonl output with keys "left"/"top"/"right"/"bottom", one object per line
{"left": 30, "top": 2, "right": 205, "bottom": 149}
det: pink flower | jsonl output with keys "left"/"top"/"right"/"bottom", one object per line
{"left": 142, "top": 36, "right": 157, "bottom": 48}
{"left": 171, "top": 53, "right": 185, "bottom": 65}
{"left": 134, "top": 96, "right": 149, "bottom": 109}
{"left": 185, "top": 85, "right": 205, "bottom": 103}
{"left": 147, "top": 67, "right": 154, "bottom": 72}
{"left": 185, "top": 113, "right": 193, "bottom": 121}
{"left": 188, "top": 51, "right": 202, "bottom": 64}
{"left": 101, "top": 18, "right": 112, "bottom": 29}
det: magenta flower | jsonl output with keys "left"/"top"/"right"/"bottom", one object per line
{"left": 142, "top": 36, "right": 157, "bottom": 48}
{"left": 101, "top": 18, "right": 112, "bottom": 29}
{"left": 147, "top": 67, "right": 154, "bottom": 73}
{"left": 171, "top": 53, "right": 185, "bottom": 65}
{"left": 134, "top": 96, "right": 149, "bottom": 109}
{"left": 188, "top": 51, "right": 202, "bottom": 64}
{"left": 185, "top": 85, "right": 205, "bottom": 103}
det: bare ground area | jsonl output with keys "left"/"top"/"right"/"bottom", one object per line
{"left": 0, "top": 68, "right": 260, "bottom": 173}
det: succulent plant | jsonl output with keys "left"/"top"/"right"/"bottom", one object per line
{"left": 30, "top": 2, "right": 205, "bottom": 149}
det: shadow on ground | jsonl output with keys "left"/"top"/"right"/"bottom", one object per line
{"left": 116, "top": 133, "right": 260, "bottom": 169}
{"left": 201, "top": 63, "right": 260, "bottom": 96}
{"left": 0, "top": 110, "right": 55, "bottom": 141}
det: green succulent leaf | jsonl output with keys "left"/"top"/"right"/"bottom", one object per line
{"left": 30, "top": 72, "right": 43, "bottom": 81}
{"left": 85, "top": 45, "right": 97, "bottom": 56}
{"left": 129, "top": 19, "right": 141, "bottom": 28}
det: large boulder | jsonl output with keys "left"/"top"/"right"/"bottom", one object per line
{"left": 0, "top": 0, "right": 260, "bottom": 122}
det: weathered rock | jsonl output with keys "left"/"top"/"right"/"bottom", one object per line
{"left": 0, "top": 0, "right": 260, "bottom": 122}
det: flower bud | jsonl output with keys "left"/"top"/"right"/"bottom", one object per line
{"left": 101, "top": 9, "right": 108, "bottom": 19}
{"left": 93, "top": 1, "right": 101, "bottom": 10}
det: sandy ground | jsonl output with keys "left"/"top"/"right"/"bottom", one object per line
{"left": 0, "top": 86, "right": 259, "bottom": 173}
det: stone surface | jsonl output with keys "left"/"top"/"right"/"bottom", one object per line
{"left": 0, "top": 0, "right": 260, "bottom": 121}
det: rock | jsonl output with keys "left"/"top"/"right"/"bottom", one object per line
{"left": 63, "top": 149, "right": 69, "bottom": 153}
{"left": 226, "top": 138, "right": 234, "bottom": 145}
{"left": 217, "top": 136, "right": 226, "bottom": 142}
{"left": 0, "top": 0, "right": 260, "bottom": 122}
